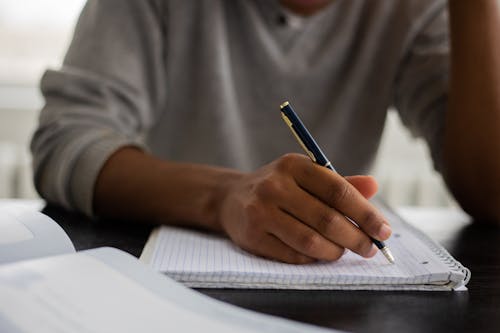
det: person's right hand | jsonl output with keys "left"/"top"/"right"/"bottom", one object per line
{"left": 216, "top": 153, "right": 392, "bottom": 264}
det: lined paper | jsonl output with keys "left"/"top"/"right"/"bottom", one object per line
{"left": 148, "top": 206, "right": 468, "bottom": 290}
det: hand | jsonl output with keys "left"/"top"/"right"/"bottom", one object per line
{"left": 217, "top": 153, "right": 392, "bottom": 264}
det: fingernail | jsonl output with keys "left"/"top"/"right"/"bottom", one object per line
{"left": 366, "top": 244, "right": 378, "bottom": 258}
{"left": 378, "top": 224, "right": 392, "bottom": 240}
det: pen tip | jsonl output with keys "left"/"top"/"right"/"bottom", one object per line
{"left": 381, "top": 247, "right": 395, "bottom": 264}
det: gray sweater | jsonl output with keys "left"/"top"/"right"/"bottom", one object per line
{"left": 31, "top": 0, "right": 449, "bottom": 217}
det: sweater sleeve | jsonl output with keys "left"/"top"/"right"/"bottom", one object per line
{"left": 30, "top": 0, "right": 167, "bottom": 217}
{"left": 392, "top": 3, "right": 449, "bottom": 172}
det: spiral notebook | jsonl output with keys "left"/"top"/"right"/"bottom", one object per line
{"left": 141, "top": 201, "right": 470, "bottom": 291}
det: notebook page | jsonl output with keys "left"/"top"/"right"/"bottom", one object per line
{"left": 150, "top": 214, "right": 457, "bottom": 289}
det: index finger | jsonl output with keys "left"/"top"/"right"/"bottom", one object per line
{"left": 292, "top": 159, "right": 391, "bottom": 241}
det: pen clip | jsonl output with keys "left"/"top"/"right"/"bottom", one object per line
{"left": 280, "top": 112, "right": 317, "bottom": 162}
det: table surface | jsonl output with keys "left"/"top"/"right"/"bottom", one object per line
{"left": 30, "top": 201, "right": 500, "bottom": 333}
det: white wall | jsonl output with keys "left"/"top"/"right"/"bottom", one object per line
{"left": 372, "top": 111, "right": 456, "bottom": 207}
{"left": 0, "top": 104, "right": 39, "bottom": 198}
{"left": 0, "top": 0, "right": 85, "bottom": 198}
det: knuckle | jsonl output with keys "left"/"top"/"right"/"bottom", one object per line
{"left": 298, "top": 157, "right": 314, "bottom": 179}
{"left": 255, "top": 176, "right": 281, "bottom": 199}
{"left": 318, "top": 210, "right": 341, "bottom": 235}
{"left": 318, "top": 210, "right": 334, "bottom": 228}
{"left": 275, "top": 153, "right": 301, "bottom": 172}
{"left": 326, "top": 181, "right": 351, "bottom": 206}
{"left": 362, "top": 211, "right": 384, "bottom": 236}
{"left": 329, "top": 247, "right": 345, "bottom": 261}
{"left": 299, "top": 233, "right": 322, "bottom": 254}
{"left": 276, "top": 153, "right": 304, "bottom": 173}
{"left": 352, "top": 237, "right": 372, "bottom": 256}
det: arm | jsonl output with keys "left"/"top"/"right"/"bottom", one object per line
{"left": 95, "top": 148, "right": 391, "bottom": 264}
{"left": 31, "top": 0, "right": 166, "bottom": 215}
{"left": 443, "top": 0, "right": 500, "bottom": 222}
{"left": 93, "top": 147, "right": 239, "bottom": 231}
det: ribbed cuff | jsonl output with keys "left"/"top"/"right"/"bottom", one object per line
{"left": 69, "top": 130, "right": 146, "bottom": 217}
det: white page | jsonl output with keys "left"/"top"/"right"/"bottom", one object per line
{"left": 145, "top": 204, "right": 469, "bottom": 290}
{"left": 0, "top": 207, "right": 74, "bottom": 264}
{"left": 0, "top": 249, "right": 339, "bottom": 333}
{"left": 0, "top": 253, "right": 270, "bottom": 333}
{"left": 0, "top": 213, "right": 33, "bottom": 245}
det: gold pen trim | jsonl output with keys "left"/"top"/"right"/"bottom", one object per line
{"left": 280, "top": 101, "right": 290, "bottom": 109}
{"left": 280, "top": 112, "right": 316, "bottom": 162}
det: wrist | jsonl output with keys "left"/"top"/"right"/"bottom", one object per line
{"left": 205, "top": 170, "right": 244, "bottom": 232}
{"left": 143, "top": 158, "right": 244, "bottom": 231}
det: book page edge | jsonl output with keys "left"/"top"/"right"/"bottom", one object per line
{"left": 139, "top": 227, "right": 161, "bottom": 264}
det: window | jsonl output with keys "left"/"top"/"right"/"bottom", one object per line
{"left": 0, "top": 0, "right": 85, "bottom": 109}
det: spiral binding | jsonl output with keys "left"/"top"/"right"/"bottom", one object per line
{"left": 377, "top": 199, "right": 471, "bottom": 288}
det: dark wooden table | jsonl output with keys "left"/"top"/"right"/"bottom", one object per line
{"left": 43, "top": 205, "right": 500, "bottom": 333}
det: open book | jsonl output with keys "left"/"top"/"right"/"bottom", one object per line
{"left": 0, "top": 206, "right": 338, "bottom": 333}
{"left": 141, "top": 201, "right": 471, "bottom": 291}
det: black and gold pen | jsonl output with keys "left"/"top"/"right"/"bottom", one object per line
{"left": 280, "top": 101, "right": 395, "bottom": 264}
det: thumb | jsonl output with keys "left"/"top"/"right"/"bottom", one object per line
{"left": 345, "top": 175, "right": 378, "bottom": 199}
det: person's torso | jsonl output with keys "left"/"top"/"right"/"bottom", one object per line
{"left": 147, "top": 0, "right": 443, "bottom": 174}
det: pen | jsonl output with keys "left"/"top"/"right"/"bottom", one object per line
{"left": 280, "top": 101, "right": 395, "bottom": 264}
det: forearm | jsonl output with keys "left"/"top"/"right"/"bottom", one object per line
{"left": 444, "top": 0, "right": 500, "bottom": 221}
{"left": 94, "top": 147, "right": 242, "bottom": 230}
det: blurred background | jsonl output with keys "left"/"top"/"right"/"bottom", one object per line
{"left": 0, "top": 0, "right": 84, "bottom": 199}
{"left": 0, "top": 0, "right": 455, "bottom": 207}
